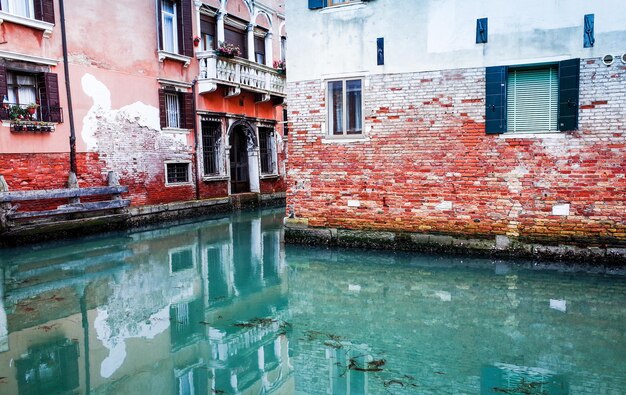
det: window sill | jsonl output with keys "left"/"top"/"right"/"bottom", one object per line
{"left": 157, "top": 50, "right": 191, "bottom": 68}
{"left": 165, "top": 182, "right": 193, "bottom": 187}
{"left": 320, "top": 2, "right": 367, "bottom": 13}
{"left": 322, "top": 135, "right": 369, "bottom": 144}
{"left": 202, "top": 175, "right": 228, "bottom": 182}
{"left": 0, "top": 11, "right": 54, "bottom": 38}
{"left": 499, "top": 132, "right": 565, "bottom": 139}
{"left": 162, "top": 127, "right": 190, "bottom": 134}
{"left": 260, "top": 173, "right": 280, "bottom": 179}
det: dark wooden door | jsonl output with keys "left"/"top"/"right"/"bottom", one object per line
{"left": 230, "top": 129, "right": 250, "bottom": 194}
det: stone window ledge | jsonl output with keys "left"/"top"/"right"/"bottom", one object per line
{"left": 158, "top": 50, "right": 191, "bottom": 68}
{"left": 320, "top": 2, "right": 367, "bottom": 13}
{"left": 0, "top": 11, "right": 54, "bottom": 38}
{"left": 202, "top": 175, "right": 229, "bottom": 182}
{"left": 322, "top": 135, "right": 370, "bottom": 144}
{"left": 162, "top": 127, "right": 190, "bottom": 134}
{"left": 260, "top": 174, "right": 280, "bottom": 179}
{"left": 499, "top": 132, "right": 565, "bottom": 139}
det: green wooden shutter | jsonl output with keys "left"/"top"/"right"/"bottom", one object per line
{"left": 309, "top": 0, "right": 326, "bottom": 9}
{"left": 506, "top": 66, "right": 558, "bottom": 133}
{"left": 558, "top": 58, "right": 580, "bottom": 131}
{"left": 485, "top": 66, "right": 507, "bottom": 134}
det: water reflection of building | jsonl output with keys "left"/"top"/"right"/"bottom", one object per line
{"left": 0, "top": 209, "right": 293, "bottom": 395}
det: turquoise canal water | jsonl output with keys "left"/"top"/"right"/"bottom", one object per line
{"left": 0, "top": 208, "right": 625, "bottom": 395}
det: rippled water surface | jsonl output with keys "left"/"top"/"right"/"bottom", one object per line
{"left": 0, "top": 208, "right": 625, "bottom": 395}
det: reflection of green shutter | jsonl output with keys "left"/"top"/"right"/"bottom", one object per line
{"left": 507, "top": 67, "right": 558, "bottom": 132}
{"left": 59, "top": 341, "right": 80, "bottom": 390}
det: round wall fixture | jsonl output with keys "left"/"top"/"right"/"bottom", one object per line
{"left": 602, "top": 54, "right": 614, "bottom": 66}
{"left": 621, "top": 53, "right": 626, "bottom": 64}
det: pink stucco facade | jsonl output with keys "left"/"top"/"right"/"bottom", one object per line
{"left": 0, "top": 0, "right": 286, "bottom": 206}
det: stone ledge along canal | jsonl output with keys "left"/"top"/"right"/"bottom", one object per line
{"left": 0, "top": 208, "right": 624, "bottom": 394}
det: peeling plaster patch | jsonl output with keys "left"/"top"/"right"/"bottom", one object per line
{"left": 94, "top": 306, "right": 169, "bottom": 378}
{"left": 80, "top": 73, "right": 188, "bottom": 182}
{"left": 436, "top": 201, "right": 453, "bottom": 210}
{"left": 504, "top": 166, "right": 529, "bottom": 194}
{"left": 552, "top": 204, "right": 570, "bottom": 216}
{"left": 348, "top": 284, "right": 361, "bottom": 292}
{"left": 69, "top": 52, "right": 112, "bottom": 70}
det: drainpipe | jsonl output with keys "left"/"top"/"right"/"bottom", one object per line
{"left": 192, "top": 79, "right": 200, "bottom": 200}
{"left": 59, "top": 0, "right": 77, "bottom": 176}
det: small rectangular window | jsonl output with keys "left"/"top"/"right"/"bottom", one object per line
{"left": 507, "top": 66, "right": 558, "bottom": 133}
{"left": 200, "top": 15, "right": 216, "bottom": 51}
{"left": 166, "top": 162, "right": 190, "bottom": 184}
{"left": 170, "top": 248, "right": 194, "bottom": 272}
{"left": 328, "top": 79, "right": 363, "bottom": 136}
{"left": 254, "top": 35, "right": 265, "bottom": 64}
{"left": 1, "top": 0, "right": 34, "bottom": 18}
{"left": 202, "top": 121, "right": 220, "bottom": 176}
{"left": 161, "top": 0, "right": 178, "bottom": 53}
{"left": 165, "top": 93, "right": 180, "bottom": 128}
{"left": 259, "top": 128, "right": 275, "bottom": 174}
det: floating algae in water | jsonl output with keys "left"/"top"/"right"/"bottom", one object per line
{"left": 348, "top": 357, "right": 386, "bottom": 372}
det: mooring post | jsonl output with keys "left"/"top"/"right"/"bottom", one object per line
{"left": 0, "top": 175, "right": 10, "bottom": 230}
{"left": 68, "top": 171, "right": 80, "bottom": 204}
{"left": 107, "top": 171, "right": 122, "bottom": 201}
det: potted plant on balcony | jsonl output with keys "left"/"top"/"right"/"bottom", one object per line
{"left": 26, "top": 103, "right": 39, "bottom": 115}
{"left": 215, "top": 41, "right": 241, "bottom": 58}
{"left": 9, "top": 105, "right": 29, "bottom": 121}
{"left": 274, "top": 60, "right": 286, "bottom": 75}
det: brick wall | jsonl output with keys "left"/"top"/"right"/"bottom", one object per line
{"left": 286, "top": 58, "right": 626, "bottom": 246}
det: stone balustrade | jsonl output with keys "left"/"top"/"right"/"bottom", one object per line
{"left": 197, "top": 51, "right": 286, "bottom": 98}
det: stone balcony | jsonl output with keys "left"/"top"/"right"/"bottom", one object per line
{"left": 197, "top": 51, "right": 286, "bottom": 100}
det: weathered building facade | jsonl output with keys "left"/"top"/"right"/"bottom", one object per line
{"left": 0, "top": 0, "right": 287, "bottom": 235}
{"left": 285, "top": 0, "right": 626, "bottom": 260}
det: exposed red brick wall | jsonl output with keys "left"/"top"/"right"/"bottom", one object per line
{"left": 286, "top": 58, "right": 626, "bottom": 245}
{"left": 198, "top": 180, "right": 229, "bottom": 199}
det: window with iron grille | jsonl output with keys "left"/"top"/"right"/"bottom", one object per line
{"left": 165, "top": 93, "right": 180, "bottom": 128}
{"left": 259, "top": 128, "right": 275, "bottom": 174}
{"left": 202, "top": 121, "right": 220, "bottom": 176}
{"left": 166, "top": 162, "right": 189, "bottom": 184}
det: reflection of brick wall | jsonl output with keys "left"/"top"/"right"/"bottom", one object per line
{"left": 286, "top": 58, "right": 626, "bottom": 245}
{"left": 287, "top": 254, "right": 626, "bottom": 394}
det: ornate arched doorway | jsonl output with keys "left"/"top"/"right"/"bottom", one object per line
{"left": 228, "top": 120, "right": 259, "bottom": 194}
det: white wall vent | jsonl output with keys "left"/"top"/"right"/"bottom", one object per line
{"left": 602, "top": 54, "right": 614, "bottom": 66}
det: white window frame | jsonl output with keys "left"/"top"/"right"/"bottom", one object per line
{"left": 506, "top": 64, "right": 559, "bottom": 134}
{"left": 165, "top": 92, "right": 180, "bottom": 128}
{"left": 326, "top": 77, "right": 364, "bottom": 137}
{"left": 161, "top": 0, "right": 178, "bottom": 54}
{"left": 165, "top": 161, "right": 191, "bottom": 185}
{"left": 169, "top": 245, "right": 196, "bottom": 273}
{"left": 1, "top": 0, "right": 34, "bottom": 19}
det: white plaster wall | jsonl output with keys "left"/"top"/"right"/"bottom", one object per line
{"left": 287, "top": 0, "right": 626, "bottom": 82}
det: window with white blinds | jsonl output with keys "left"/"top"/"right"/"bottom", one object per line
{"left": 506, "top": 66, "right": 558, "bottom": 133}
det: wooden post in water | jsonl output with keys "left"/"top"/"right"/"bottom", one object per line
{"left": 0, "top": 175, "right": 10, "bottom": 230}
{"left": 107, "top": 171, "right": 122, "bottom": 201}
{"left": 67, "top": 171, "right": 80, "bottom": 204}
